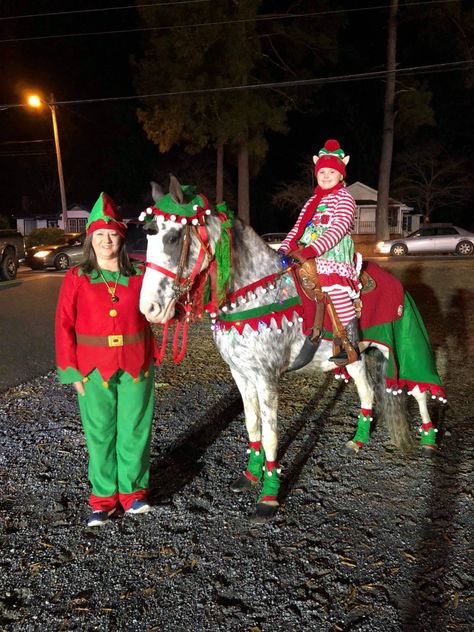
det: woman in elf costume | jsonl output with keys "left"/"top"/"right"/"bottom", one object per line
{"left": 55, "top": 193, "right": 158, "bottom": 527}
{"left": 279, "top": 139, "right": 361, "bottom": 364}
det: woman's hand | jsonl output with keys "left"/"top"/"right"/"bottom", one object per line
{"left": 73, "top": 381, "right": 85, "bottom": 397}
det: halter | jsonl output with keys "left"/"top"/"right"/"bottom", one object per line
{"left": 146, "top": 222, "right": 212, "bottom": 300}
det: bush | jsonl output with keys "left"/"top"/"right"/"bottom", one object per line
{"left": 0, "top": 214, "right": 11, "bottom": 229}
{"left": 25, "top": 228, "right": 65, "bottom": 248}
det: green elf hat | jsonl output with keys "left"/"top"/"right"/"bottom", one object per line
{"left": 86, "top": 192, "right": 126, "bottom": 237}
{"left": 313, "top": 139, "right": 350, "bottom": 177}
{"left": 139, "top": 185, "right": 212, "bottom": 226}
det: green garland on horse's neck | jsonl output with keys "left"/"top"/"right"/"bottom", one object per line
{"left": 212, "top": 201, "right": 234, "bottom": 305}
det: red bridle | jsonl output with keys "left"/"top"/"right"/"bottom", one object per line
{"left": 145, "top": 223, "right": 212, "bottom": 298}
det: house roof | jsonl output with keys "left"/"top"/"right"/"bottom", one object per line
{"left": 347, "top": 181, "right": 413, "bottom": 211}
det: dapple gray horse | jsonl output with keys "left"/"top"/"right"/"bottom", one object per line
{"left": 139, "top": 177, "right": 442, "bottom": 522}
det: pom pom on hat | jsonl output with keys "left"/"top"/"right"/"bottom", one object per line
{"left": 313, "top": 138, "right": 350, "bottom": 177}
{"left": 324, "top": 139, "right": 341, "bottom": 152}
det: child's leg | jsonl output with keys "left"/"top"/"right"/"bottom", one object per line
{"left": 327, "top": 289, "right": 356, "bottom": 326}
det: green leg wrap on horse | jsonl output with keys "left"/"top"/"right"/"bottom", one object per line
{"left": 245, "top": 445, "right": 266, "bottom": 482}
{"left": 258, "top": 462, "right": 281, "bottom": 503}
{"left": 352, "top": 413, "right": 373, "bottom": 447}
{"left": 419, "top": 422, "right": 438, "bottom": 448}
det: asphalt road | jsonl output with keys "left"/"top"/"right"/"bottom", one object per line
{"left": 0, "top": 267, "right": 64, "bottom": 392}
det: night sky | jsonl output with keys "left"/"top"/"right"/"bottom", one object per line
{"left": 1, "top": 1, "right": 473, "bottom": 232}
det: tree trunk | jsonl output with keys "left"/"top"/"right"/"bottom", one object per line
{"left": 376, "top": 0, "right": 398, "bottom": 241}
{"left": 216, "top": 141, "right": 224, "bottom": 203}
{"left": 237, "top": 140, "right": 250, "bottom": 225}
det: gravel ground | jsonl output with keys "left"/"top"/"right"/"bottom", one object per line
{"left": 1, "top": 260, "right": 473, "bottom": 632}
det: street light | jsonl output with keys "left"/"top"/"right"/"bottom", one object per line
{"left": 28, "top": 93, "right": 68, "bottom": 232}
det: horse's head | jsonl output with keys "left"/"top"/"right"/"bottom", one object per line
{"left": 139, "top": 175, "right": 225, "bottom": 324}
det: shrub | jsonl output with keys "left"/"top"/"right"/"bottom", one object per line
{"left": 26, "top": 228, "right": 65, "bottom": 248}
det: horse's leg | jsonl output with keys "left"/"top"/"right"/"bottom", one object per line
{"left": 345, "top": 358, "right": 375, "bottom": 454}
{"left": 410, "top": 385, "right": 438, "bottom": 456}
{"left": 228, "top": 368, "right": 266, "bottom": 492}
{"left": 252, "top": 375, "right": 281, "bottom": 523}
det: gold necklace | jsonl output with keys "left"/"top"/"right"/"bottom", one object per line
{"left": 99, "top": 270, "right": 121, "bottom": 303}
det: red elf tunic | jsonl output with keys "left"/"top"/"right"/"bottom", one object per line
{"left": 55, "top": 264, "right": 158, "bottom": 383}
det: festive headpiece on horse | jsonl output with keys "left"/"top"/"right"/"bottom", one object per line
{"left": 86, "top": 192, "right": 126, "bottom": 236}
{"left": 313, "top": 139, "right": 350, "bottom": 177}
{"left": 139, "top": 177, "right": 212, "bottom": 225}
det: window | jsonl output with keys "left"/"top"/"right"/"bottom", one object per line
{"left": 435, "top": 227, "right": 458, "bottom": 236}
{"left": 67, "top": 218, "right": 87, "bottom": 233}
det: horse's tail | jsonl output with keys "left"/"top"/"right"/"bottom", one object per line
{"left": 369, "top": 348, "right": 414, "bottom": 452}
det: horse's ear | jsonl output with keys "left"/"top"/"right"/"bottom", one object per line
{"left": 150, "top": 181, "right": 165, "bottom": 204}
{"left": 169, "top": 174, "right": 184, "bottom": 204}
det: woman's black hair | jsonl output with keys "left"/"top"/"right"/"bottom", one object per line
{"left": 79, "top": 234, "right": 137, "bottom": 276}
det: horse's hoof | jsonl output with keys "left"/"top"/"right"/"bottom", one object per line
{"left": 344, "top": 440, "right": 361, "bottom": 455}
{"left": 421, "top": 445, "right": 437, "bottom": 458}
{"left": 250, "top": 502, "right": 279, "bottom": 524}
{"left": 230, "top": 474, "right": 257, "bottom": 493}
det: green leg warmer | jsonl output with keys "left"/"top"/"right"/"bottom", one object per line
{"left": 419, "top": 421, "right": 438, "bottom": 448}
{"left": 244, "top": 444, "right": 265, "bottom": 482}
{"left": 258, "top": 461, "right": 281, "bottom": 503}
{"left": 352, "top": 412, "right": 373, "bottom": 447}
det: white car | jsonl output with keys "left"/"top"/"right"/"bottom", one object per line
{"left": 261, "top": 232, "right": 287, "bottom": 251}
{"left": 376, "top": 223, "right": 474, "bottom": 256}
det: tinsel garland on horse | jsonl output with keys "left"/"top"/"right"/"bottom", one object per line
{"left": 139, "top": 177, "right": 446, "bottom": 523}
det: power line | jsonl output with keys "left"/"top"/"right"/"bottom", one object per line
{"left": 0, "top": 0, "right": 461, "bottom": 44}
{"left": 1, "top": 60, "right": 472, "bottom": 110}
{"left": 0, "top": 139, "right": 53, "bottom": 145}
{"left": 0, "top": 0, "right": 212, "bottom": 21}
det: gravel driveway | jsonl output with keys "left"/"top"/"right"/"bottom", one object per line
{"left": 1, "top": 259, "right": 473, "bottom": 631}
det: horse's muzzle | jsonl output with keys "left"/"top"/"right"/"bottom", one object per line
{"left": 140, "top": 298, "right": 176, "bottom": 324}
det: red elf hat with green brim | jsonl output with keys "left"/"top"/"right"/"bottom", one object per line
{"left": 313, "top": 139, "right": 350, "bottom": 177}
{"left": 86, "top": 192, "right": 126, "bottom": 236}
{"left": 139, "top": 185, "right": 211, "bottom": 226}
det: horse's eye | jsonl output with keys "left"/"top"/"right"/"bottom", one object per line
{"left": 168, "top": 234, "right": 179, "bottom": 244}
{"left": 146, "top": 226, "right": 158, "bottom": 236}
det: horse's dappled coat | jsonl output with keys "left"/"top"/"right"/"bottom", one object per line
{"left": 138, "top": 179, "right": 445, "bottom": 521}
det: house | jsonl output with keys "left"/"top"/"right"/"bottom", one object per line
{"left": 16, "top": 204, "right": 90, "bottom": 236}
{"left": 347, "top": 182, "right": 422, "bottom": 236}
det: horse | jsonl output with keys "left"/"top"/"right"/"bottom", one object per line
{"left": 139, "top": 176, "right": 446, "bottom": 523}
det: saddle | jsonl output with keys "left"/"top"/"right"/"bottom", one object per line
{"left": 292, "top": 256, "right": 377, "bottom": 365}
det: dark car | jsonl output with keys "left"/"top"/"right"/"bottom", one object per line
{"left": 0, "top": 229, "right": 26, "bottom": 281}
{"left": 25, "top": 222, "right": 147, "bottom": 271}
{"left": 376, "top": 223, "right": 474, "bottom": 256}
{"left": 124, "top": 220, "right": 147, "bottom": 262}
{"left": 25, "top": 233, "right": 86, "bottom": 270}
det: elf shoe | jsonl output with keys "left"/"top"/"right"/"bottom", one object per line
{"left": 87, "top": 508, "right": 116, "bottom": 527}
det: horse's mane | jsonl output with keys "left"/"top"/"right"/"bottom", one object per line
{"left": 229, "top": 219, "right": 281, "bottom": 288}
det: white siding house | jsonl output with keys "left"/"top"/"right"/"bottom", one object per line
{"left": 347, "top": 182, "right": 422, "bottom": 236}
{"left": 16, "top": 204, "right": 90, "bottom": 236}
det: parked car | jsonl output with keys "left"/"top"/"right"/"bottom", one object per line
{"left": 261, "top": 232, "right": 286, "bottom": 251}
{"left": 25, "top": 221, "right": 148, "bottom": 271}
{"left": 376, "top": 223, "right": 474, "bottom": 256}
{"left": 0, "top": 229, "right": 26, "bottom": 281}
{"left": 124, "top": 220, "right": 147, "bottom": 262}
{"left": 25, "top": 233, "right": 86, "bottom": 270}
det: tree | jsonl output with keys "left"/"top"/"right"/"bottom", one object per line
{"left": 392, "top": 142, "right": 474, "bottom": 220}
{"left": 376, "top": 0, "right": 398, "bottom": 242}
{"left": 133, "top": 1, "right": 341, "bottom": 224}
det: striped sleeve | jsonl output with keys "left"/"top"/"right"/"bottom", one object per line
{"left": 300, "top": 193, "right": 355, "bottom": 258}
{"left": 280, "top": 195, "right": 317, "bottom": 253}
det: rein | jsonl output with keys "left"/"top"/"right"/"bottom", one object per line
{"left": 146, "top": 222, "right": 212, "bottom": 363}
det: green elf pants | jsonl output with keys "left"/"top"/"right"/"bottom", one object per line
{"left": 78, "top": 366, "right": 154, "bottom": 511}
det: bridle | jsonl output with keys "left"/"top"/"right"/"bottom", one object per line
{"left": 145, "top": 221, "right": 213, "bottom": 300}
